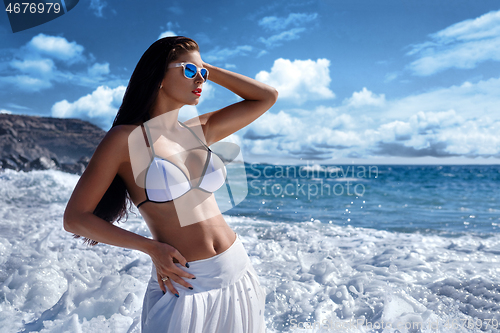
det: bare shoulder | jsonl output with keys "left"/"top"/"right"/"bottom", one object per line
{"left": 107, "top": 124, "right": 138, "bottom": 139}
{"left": 98, "top": 124, "right": 139, "bottom": 160}
{"left": 63, "top": 126, "right": 124, "bottom": 217}
{"left": 64, "top": 124, "right": 140, "bottom": 217}
{"left": 84, "top": 124, "right": 138, "bottom": 181}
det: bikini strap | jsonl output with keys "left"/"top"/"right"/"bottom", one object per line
{"left": 142, "top": 123, "right": 156, "bottom": 155}
{"left": 140, "top": 124, "right": 149, "bottom": 147}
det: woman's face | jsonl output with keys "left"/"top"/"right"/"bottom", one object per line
{"left": 159, "top": 50, "right": 205, "bottom": 108}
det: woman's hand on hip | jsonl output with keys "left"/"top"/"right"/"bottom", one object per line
{"left": 147, "top": 240, "right": 195, "bottom": 296}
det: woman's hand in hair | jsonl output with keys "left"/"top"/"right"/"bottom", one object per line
{"left": 147, "top": 240, "right": 196, "bottom": 295}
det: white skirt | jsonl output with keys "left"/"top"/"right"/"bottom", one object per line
{"left": 141, "top": 234, "right": 266, "bottom": 333}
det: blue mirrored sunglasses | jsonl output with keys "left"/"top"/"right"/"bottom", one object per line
{"left": 168, "top": 62, "right": 208, "bottom": 82}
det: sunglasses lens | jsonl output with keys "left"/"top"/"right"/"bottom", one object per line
{"left": 184, "top": 64, "right": 197, "bottom": 78}
{"left": 181, "top": 63, "right": 207, "bottom": 81}
{"left": 200, "top": 69, "right": 208, "bottom": 81}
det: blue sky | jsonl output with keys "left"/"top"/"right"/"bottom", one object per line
{"left": 1, "top": 0, "right": 499, "bottom": 164}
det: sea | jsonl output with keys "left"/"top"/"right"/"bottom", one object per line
{"left": 0, "top": 163, "right": 499, "bottom": 333}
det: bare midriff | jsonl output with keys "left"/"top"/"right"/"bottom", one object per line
{"left": 138, "top": 197, "right": 237, "bottom": 263}
{"left": 118, "top": 124, "right": 237, "bottom": 263}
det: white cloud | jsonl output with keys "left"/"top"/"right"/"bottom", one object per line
{"left": 257, "top": 50, "right": 268, "bottom": 58}
{"left": 0, "top": 75, "right": 52, "bottom": 91}
{"left": 242, "top": 110, "right": 312, "bottom": 156}
{"left": 432, "top": 10, "right": 500, "bottom": 42}
{"left": 258, "top": 28, "right": 305, "bottom": 48}
{"left": 0, "top": 34, "right": 113, "bottom": 92}
{"left": 243, "top": 110, "right": 296, "bottom": 140}
{"left": 287, "top": 76, "right": 500, "bottom": 159}
{"left": 158, "top": 31, "right": 176, "bottom": 39}
{"left": 328, "top": 113, "right": 358, "bottom": 130}
{"left": 158, "top": 22, "right": 178, "bottom": 39}
{"left": 10, "top": 58, "right": 55, "bottom": 76}
{"left": 1, "top": 54, "right": 58, "bottom": 91}
{"left": 88, "top": 62, "right": 110, "bottom": 77}
{"left": 258, "top": 13, "right": 318, "bottom": 31}
{"left": 378, "top": 120, "right": 414, "bottom": 141}
{"left": 239, "top": 106, "right": 500, "bottom": 160}
{"left": 409, "top": 109, "right": 464, "bottom": 130}
{"left": 5, "top": 103, "right": 30, "bottom": 110}
{"left": 27, "top": 34, "right": 85, "bottom": 63}
{"left": 50, "top": 82, "right": 213, "bottom": 129}
{"left": 257, "top": 12, "right": 317, "bottom": 49}
{"left": 407, "top": 10, "right": 500, "bottom": 75}
{"left": 242, "top": 109, "right": 363, "bottom": 159}
{"left": 384, "top": 77, "right": 500, "bottom": 119}
{"left": 255, "top": 58, "right": 335, "bottom": 104}
{"left": 373, "top": 110, "right": 500, "bottom": 157}
{"left": 408, "top": 38, "right": 500, "bottom": 76}
{"left": 204, "top": 45, "right": 253, "bottom": 62}
{"left": 384, "top": 72, "right": 399, "bottom": 82}
{"left": 344, "top": 87, "right": 385, "bottom": 107}
{"left": 441, "top": 119, "right": 500, "bottom": 155}
{"left": 89, "top": 0, "right": 107, "bottom": 17}
{"left": 51, "top": 85, "right": 126, "bottom": 129}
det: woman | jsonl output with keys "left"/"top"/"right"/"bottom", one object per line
{"left": 63, "top": 36, "right": 278, "bottom": 332}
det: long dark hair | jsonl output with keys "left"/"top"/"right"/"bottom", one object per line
{"left": 77, "top": 36, "right": 200, "bottom": 245}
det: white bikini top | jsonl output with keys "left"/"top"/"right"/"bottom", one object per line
{"left": 136, "top": 121, "right": 227, "bottom": 208}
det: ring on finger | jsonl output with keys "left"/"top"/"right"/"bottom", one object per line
{"left": 161, "top": 276, "right": 169, "bottom": 282}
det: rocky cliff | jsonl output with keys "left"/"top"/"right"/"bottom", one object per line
{"left": 0, "top": 113, "right": 106, "bottom": 175}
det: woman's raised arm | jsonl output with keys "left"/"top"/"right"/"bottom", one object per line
{"left": 195, "top": 63, "right": 278, "bottom": 146}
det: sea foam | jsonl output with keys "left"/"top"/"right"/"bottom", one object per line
{"left": 0, "top": 169, "right": 499, "bottom": 332}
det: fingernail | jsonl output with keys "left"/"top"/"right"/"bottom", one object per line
{"left": 175, "top": 293, "right": 179, "bottom": 298}
{"left": 185, "top": 262, "right": 190, "bottom": 268}
{"left": 188, "top": 287, "right": 193, "bottom": 290}
{"left": 192, "top": 277, "right": 196, "bottom": 279}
